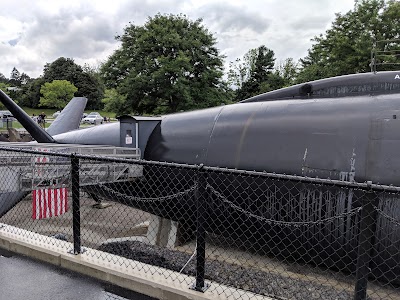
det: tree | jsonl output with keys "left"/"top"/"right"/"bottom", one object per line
{"left": 101, "top": 14, "right": 228, "bottom": 115}
{"left": 297, "top": 0, "right": 400, "bottom": 82}
{"left": 229, "top": 45, "right": 285, "bottom": 101}
{"left": 0, "top": 73, "right": 7, "bottom": 84}
{"left": 101, "top": 89, "right": 128, "bottom": 114}
{"left": 276, "top": 58, "right": 298, "bottom": 87}
{"left": 39, "top": 80, "right": 78, "bottom": 109}
{"left": 20, "top": 77, "right": 45, "bottom": 108}
{"left": 227, "top": 49, "right": 258, "bottom": 90}
{"left": 19, "top": 72, "right": 31, "bottom": 85}
{"left": 0, "top": 82, "right": 8, "bottom": 90}
{"left": 0, "top": 83, "right": 10, "bottom": 109}
{"left": 9, "top": 67, "right": 21, "bottom": 86}
{"left": 43, "top": 57, "right": 81, "bottom": 82}
{"left": 43, "top": 57, "right": 104, "bottom": 109}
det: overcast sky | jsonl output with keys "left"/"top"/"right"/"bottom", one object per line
{"left": 0, "top": 0, "right": 355, "bottom": 78}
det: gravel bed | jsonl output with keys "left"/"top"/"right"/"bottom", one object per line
{"left": 98, "top": 241, "right": 357, "bottom": 300}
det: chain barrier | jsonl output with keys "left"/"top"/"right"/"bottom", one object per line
{"left": 0, "top": 147, "right": 400, "bottom": 300}
{"left": 98, "top": 183, "right": 197, "bottom": 203}
{"left": 208, "top": 183, "right": 363, "bottom": 227}
{"left": 373, "top": 204, "right": 400, "bottom": 227}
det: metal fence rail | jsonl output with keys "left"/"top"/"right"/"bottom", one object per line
{"left": 0, "top": 147, "right": 400, "bottom": 300}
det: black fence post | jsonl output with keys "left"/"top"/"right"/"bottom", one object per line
{"left": 194, "top": 164, "right": 209, "bottom": 292}
{"left": 71, "top": 154, "right": 81, "bottom": 254}
{"left": 354, "top": 181, "right": 378, "bottom": 300}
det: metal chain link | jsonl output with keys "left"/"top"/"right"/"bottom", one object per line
{"left": 3, "top": 146, "right": 400, "bottom": 300}
{"left": 99, "top": 183, "right": 197, "bottom": 203}
{"left": 208, "top": 184, "right": 362, "bottom": 227}
{"left": 373, "top": 204, "right": 400, "bottom": 227}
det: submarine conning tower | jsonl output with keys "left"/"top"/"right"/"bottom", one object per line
{"left": 118, "top": 115, "right": 162, "bottom": 159}
{"left": 241, "top": 71, "right": 400, "bottom": 103}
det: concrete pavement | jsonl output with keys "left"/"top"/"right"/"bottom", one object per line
{"left": 0, "top": 248, "right": 155, "bottom": 300}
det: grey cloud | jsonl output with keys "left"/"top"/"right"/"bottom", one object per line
{"left": 23, "top": 0, "right": 187, "bottom": 62}
{"left": 20, "top": 6, "right": 118, "bottom": 63}
{"left": 116, "top": 0, "right": 183, "bottom": 23}
{"left": 289, "top": 15, "right": 332, "bottom": 32}
{"left": 0, "top": 0, "right": 191, "bottom": 77}
{"left": 0, "top": 0, "right": 354, "bottom": 78}
{"left": 107, "top": 0, "right": 186, "bottom": 33}
{"left": 198, "top": 3, "right": 270, "bottom": 35}
{"left": 13, "top": 57, "right": 44, "bottom": 77}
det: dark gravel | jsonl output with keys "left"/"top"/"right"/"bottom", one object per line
{"left": 98, "top": 241, "right": 359, "bottom": 300}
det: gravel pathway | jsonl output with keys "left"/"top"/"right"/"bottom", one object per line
{"left": 2, "top": 196, "right": 396, "bottom": 300}
{"left": 98, "top": 241, "right": 359, "bottom": 300}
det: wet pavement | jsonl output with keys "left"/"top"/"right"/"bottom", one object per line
{"left": 0, "top": 249, "right": 156, "bottom": 300}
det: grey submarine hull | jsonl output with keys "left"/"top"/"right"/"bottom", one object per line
{"left": 137, "top": 72, "right": 400, "bottom": 281}
{"left": 2, "top": 71, "right": 400, "bottom": 281}
{"left": 145, "top": 93, "right": 400, "bottom": 185}
{"left": 81, "top": 71, "right": 400, "bottom": 282}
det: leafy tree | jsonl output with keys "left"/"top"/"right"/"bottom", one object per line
{"left": 227, "top": 49, "right": 258, "bottom": 90}
{"left": 43, "top": 57, "right": 104, "bottom": 109}
{"left": 19, "top": 72, "right": 31, "bottom": 85}
{"left": 75, "top": 71, "right": 104, "bottom": 109}
{"left": 43, "top": 57, "right": 81, "bottom": 82}
{"left": 0, "top": 73, "right": 8, "bottom": 84}
{"left": 0, "top": 82, "right": 10, "bottom": 91}
{"left": 39, "top": 80, "right": 78, "bottom": 109}
{"left": 229, "top": 45, "right": 285, "bottom": 101}
{"left": 101, "top": 14, "right": 228, "bottom": 115}
{"left": 276, "top": 58, "right": 298, "bottom": 87}
{"left": 297, "top": 0, "right": 400, "bottom": 82}
{"left": 6, "top": 68, "right": 32, "bottom": 103}
{"left": 9, "top": 67, "right": 21, "bottom": 86}
{"left": 20, "top": 77, "right": 45, "bottom": 108}
{"left": 101, "top": 88, "right": 128, "bottom": 114}
{"left": 0, "top": 83, "right": 10, "bottom": 109}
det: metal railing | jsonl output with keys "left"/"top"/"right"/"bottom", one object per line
{"left": 0, "top": 147, "right": 400, "bottom": 300}
{"left": 370, "top": 39, "right": 400, "bottom": 73}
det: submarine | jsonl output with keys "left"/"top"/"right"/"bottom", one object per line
{"left": 21, "top": 70, "right": 399, "bottom": 185}
{"left": 1, "top": 70, "right": 400, "bottom": 282}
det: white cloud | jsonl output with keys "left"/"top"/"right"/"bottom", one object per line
{"left": 0, "top": 0, "right": 355, "bottom": 78}
{"left": 0, "top": 16, "right": 25, "bottom": 45}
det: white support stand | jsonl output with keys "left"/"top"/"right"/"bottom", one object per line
{"left": 103, "top": 216, "right": 187, "bottom": 249}
{"left": 146, "top": 214, "right": 178, "bottom": 249}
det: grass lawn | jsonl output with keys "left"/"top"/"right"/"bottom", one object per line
{"left": 4, "top": 120, "right": 50, "bottom": 129}
{"left": 4, "top": 120, "right": 111, "bottom": 130}
{"left": 1, "top": 107, "right": 118, "bottom": 131}
{"left": 22, "top": 107, "right": 55, "bottom": 118}
{"left": 22, "top": 107, "right": 118, "bottom": 119}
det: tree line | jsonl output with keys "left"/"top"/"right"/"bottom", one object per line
{"left": 1, "top": 0, "right": 399, "bottom": 115}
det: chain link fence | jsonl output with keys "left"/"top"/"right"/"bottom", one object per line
{"left": 0, "top": 146, "right": 400, "bottom": 300}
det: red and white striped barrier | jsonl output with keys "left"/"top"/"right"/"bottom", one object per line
{"left": 32, "top": 188, "right": 68, "bottom": 219}
{"left": 32, "top": 148, "right": 68, "bottom": 219}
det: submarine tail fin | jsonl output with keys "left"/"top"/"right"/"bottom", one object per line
{"left": 46, "top": 97, "right": 87, "bottom": 136}
{"left": 0, "top": 90, "right": 87, "bottom": 141}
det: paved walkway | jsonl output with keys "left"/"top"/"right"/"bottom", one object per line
{"left": 0, "top": 249, "right": 156, "bottom": 300}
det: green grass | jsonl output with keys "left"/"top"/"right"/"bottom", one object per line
{"left": 21, "top": 107, "right": 117, "bottom": 119}
{"left": 22, "top": 107, "right": 56, "bottom": 118}
{"left": 3, "top": 120, "right": 111, "bottom": 131}
{"left": 2, "top": 120, "right": 48, "bottom": 129}
{"left": 0, "top": 121, "right": 23, "bottom": 129}
{"left": 2, "top": 104, "right": 118, "bottom": 129}
{"left": 84, "top": 110, "right": 117, "bottom": 118}
{"left": 0, "top": 107, "right": 118, "bottom": 131}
